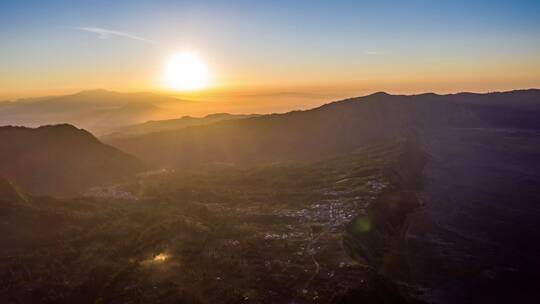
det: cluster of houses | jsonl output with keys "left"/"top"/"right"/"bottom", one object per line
{"left": 83, "top": 186, "right": 138, "bottom": 200}
{"left": 275, "top": 178, "right": 389, "bottom": 233}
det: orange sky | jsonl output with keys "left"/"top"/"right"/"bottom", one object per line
{"left": 1, "top": 1, "right": 539, "bottom": 109}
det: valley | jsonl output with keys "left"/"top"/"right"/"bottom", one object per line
{"left": 1, "top": 89, "right": 539, "bottom": 303}
{"left": 0, "top": 140, "right": 420, "bottom": 303}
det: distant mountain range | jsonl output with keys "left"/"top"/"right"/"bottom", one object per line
{"left": 0, "top": 124, "right": 144, "bottom": 196}
{"left": 101, "top": 113, "right": 260, "bottom": 141}
{"left": 0, "top": 90, "right": 192, "bottom": 134}
{"left": 106, "top": 89, "right": 540, "bottom": 167}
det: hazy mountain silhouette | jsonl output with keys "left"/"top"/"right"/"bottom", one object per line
{"left": 0, "top": 124, "right": 144, "bottom": 196}
{"left": 101, "top": 113, "right": 260, "bottom": 141}
{"left": 0, "top": 90, "right": 193, "bottom": 134}
{"left": 107, "top": 90, "right": 539, "bottom": 167}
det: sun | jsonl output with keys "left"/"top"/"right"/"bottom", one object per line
{"left": 164, "top": 52, "right": 210, "bottom": 91}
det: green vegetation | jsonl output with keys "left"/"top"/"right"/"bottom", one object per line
{"left": 0, "top": 140, "right": 420, "bottom": 303}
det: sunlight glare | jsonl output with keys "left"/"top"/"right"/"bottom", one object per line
{"left": 164, "top": 52, "right": 209, "bottom": 91}
{"left": 153, "top": 253, "right": 169, "bottom": 262}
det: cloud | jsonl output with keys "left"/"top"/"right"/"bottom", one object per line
{"left": 76, "top": 27, "right": 153, "bottom": 43}
{"left": 364, "top": 50, "right": 385, "bottom": 55}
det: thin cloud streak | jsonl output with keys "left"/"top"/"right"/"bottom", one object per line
{"left": 76, "top": 27, "right": 153, "bottom": 43}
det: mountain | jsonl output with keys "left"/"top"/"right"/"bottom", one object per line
{"left": 0, "top": 124, "right": 144, "bottom": 196}
{"left": 443, "top": 89, "right": 540, "bottom": 129}
{"left": 101, "top": 113, "right": 260, "bottom": 141}
{"left": 0, "top": 90, "right": 193, "bottom": 134}
{"left": 101, "top": 91, "right": 481, "bottom": 166}
{"left": 401, "top": 126, "right": 540, "bottom": 303}
{"left": 108, "top": 89, "right": 540, "bottom": 168}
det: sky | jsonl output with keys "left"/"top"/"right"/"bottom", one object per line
{"left": 1, "top": 0, "right": 540, "bottom": 102}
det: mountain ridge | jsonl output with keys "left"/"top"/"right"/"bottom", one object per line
{"left": 107, "top": 89, "right": 539, "bottom": 167}
{"left": 101, "top": 112, "right": 261, "bottom": 141}
{"left": 0, "top": 90, "right": 193, "bottom": 134}
{"left": 0, "top": 124, "right": 145, "bottom": 196}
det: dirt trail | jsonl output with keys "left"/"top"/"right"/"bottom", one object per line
{"left": 303, "top": 229, "right": 324, "bottom": 291}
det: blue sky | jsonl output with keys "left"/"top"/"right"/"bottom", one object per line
{"left": 1, "top": 0, "right": 539, "bottom": 99}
